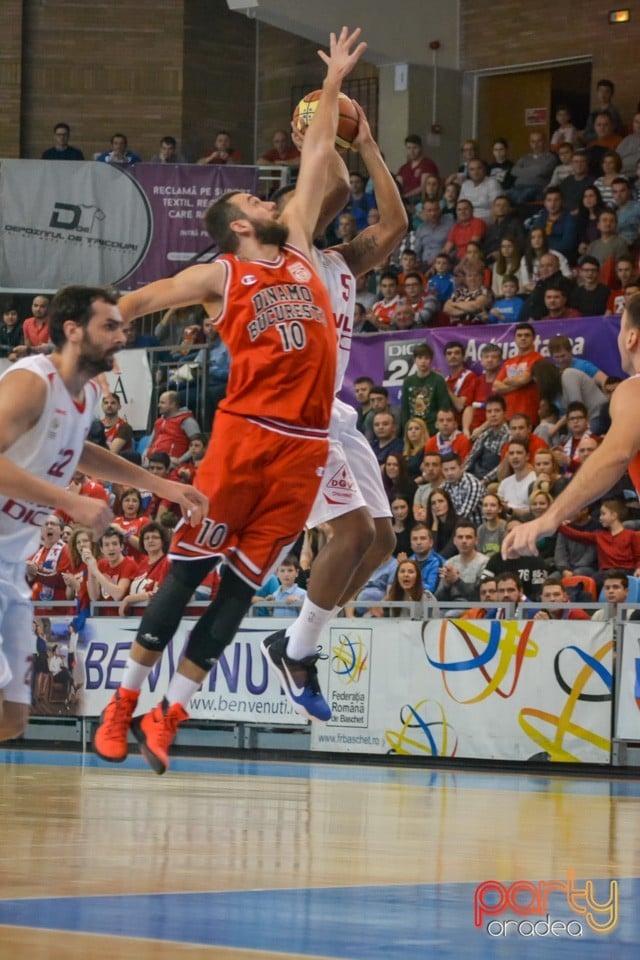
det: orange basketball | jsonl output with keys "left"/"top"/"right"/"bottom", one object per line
{"left": 292, "top": 90, "right": 359, "bottom": 150}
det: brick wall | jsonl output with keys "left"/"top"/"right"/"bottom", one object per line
{"left": 2, "top": 0, "right": 23, "bottom": 157}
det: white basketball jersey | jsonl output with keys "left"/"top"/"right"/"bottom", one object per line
{"left": 0, "top": 355, "right": 100, "bottom": 560}
{"left": 317, "top": 248, "right": 356, "bottom": 393}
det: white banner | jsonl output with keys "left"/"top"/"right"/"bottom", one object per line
{"left": 93, "top": 348, "right": 153, "bottom": 432}
{"left": 614, "top": 621, "right": 640, "bottom": 740}
{"left": 0, "top": 160, "right": 152, "bottom": 289}
{"left": 310, "top": 619, "right": 613, "bottom": 762}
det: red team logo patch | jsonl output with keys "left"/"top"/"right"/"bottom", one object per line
{"left": 324, "top": 465, "right": 356, "bottom": 504}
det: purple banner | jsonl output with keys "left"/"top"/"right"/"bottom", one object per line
{"left": 122, "top": 164, "right": 259, "bottom": 289}
{"left": 340, "top": 315, "right": 623, "bottom": 407}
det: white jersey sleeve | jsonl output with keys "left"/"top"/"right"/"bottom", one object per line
{"left": 0, "top": 355, "right": 100, "bottom": 560}
{"left": 316, "top": 248, "right": 356, "bottom": 394}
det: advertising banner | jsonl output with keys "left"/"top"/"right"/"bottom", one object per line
{"left": 614, "top": 621, "right": 640, "bottom": 740}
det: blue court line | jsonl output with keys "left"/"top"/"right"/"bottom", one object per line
{"left": 2, "top": 746, "right": 640, "bottom": 798}
{"left": 0, "top": 881, "right": 636, "bottom": 959}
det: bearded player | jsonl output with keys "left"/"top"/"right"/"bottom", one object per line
{"left": 503, "top": 295, "right": 640, "bottom": 559}
{"left": 94, "top": 27, "right": 367, "bottom": 774}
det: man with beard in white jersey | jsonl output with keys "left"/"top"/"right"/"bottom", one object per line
{"left": 263, "top": 102, "right": 407, "bottom": 700}
{"left": 0, "top": 284, "right": 207, "bottom": 741}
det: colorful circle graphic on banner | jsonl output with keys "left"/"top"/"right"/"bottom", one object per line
{"left": 385, "top": 698, "right": 458, "bottom": 757}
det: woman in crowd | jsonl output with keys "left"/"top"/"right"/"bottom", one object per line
{"left": 519, "top": 227, "right": 571, "bottom": 292}
{"left": 63, "top": 526, "right": 101, "bottom": 620}
{"left": 489, "top": 138, "right": 514, "bottom": 188}
{"left": 453, "top": 240, "right": 492, "bottom": 288}
{"left": 476, "top": 492, "right": 507, "bottom": 558}
{"left": 421, "top": 174, "right": 443, "bottom": 205}
{"left": 426, "top": 488, "right": 457, "bottom": 558}
{"left": 382, "top": 559, "right": 430, "bottom": 617}
{"left": 492, "top": 237, "right": 523, "bottom": 296}
{"left": 526, "top": 488, "right": 557, "bottom": 561}
{"left": 440, "top": 181, "right": 460, "bottom": 220}
{"left": 119, "top": 522, "right": 171, "bottom": 616}
{"left": 381, "top": 454, "right": 415, "bottom": 505}
{"left": 111, "top": 487, "right": 147, "bottom": 562}
{"left": 577, "top": 185, "right": 607, "bottom": 254}
{"left": 390, "top": 496, "right": 413, "bottom": 557}
{"left": 594, "top": 151, "right": 623, "bottom": 207}
{"left": 403, "top": 418, "right": 430, "bottom": 481}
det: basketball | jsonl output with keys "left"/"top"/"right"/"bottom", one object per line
{"left": 292, "top": 90, "right": 359, "bottom": 149}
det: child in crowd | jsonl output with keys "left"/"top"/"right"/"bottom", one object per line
{"left": 267, "top": 555, "right": 307, "bottom": 618}
{"left": 550, "top": 105, "right": 578, "bottom": 148}
{"left": 488, "top": 275, "right": 524, "bottom": 323}
{"left": 476, "top": 493, "right": 507, "bottom": 558}
{"left": 425, "top": 253, "right": 455, "bottom": 308}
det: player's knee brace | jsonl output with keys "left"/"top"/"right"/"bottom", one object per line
{"left": 135, "top": 558, "right": 217, "bottom": 653}
{"left": 184, "top": 568, "right": 255, "bottom": 671}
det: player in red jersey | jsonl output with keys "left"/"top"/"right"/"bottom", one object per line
{"left": 94, "top": 27, "right": 368, "bottom": 774}
{"left": 503, "top": 294, "right": 640, "bottom": 559}
{"left": 0, "top": 285, "right": 207, "bottom": 741}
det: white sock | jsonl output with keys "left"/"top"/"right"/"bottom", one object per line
{"left": 166, "top": 670, "right": 205, "bottom": 710}
{"left": 286, "top": 598, "right": 333, "bottom": 660}
{"left": 121, "top": 659, "right": 152, "bottom": 693}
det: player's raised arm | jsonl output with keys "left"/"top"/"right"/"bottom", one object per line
{"left": 118, "top": 262, "right": 226, "bottom": 324}
{"left": 283, "top": 26, "right": 367, "bottom": 252}
{"left": 337, "top": 102, "right": 408, "bottom": 277}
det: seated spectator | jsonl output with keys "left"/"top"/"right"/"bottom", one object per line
{"left": 146, "top": 390, "right": 201, "bottom": 464}
{"left": 554, "top": 505, "right": 598, "bottom": 578}
{"left": 559, "top": 499, "right": 640, "bottom": 577}
{"left": 492, "top": 237, "right": 523, "bottom": 297}
{"left": 548, "top": 142, "right": 576, "bottom": 187}
{"left": 444, "top": 200, "right": 486, "bottom": 262}
{"left": 173, "top": 433, "right": 207, "bottom": 484}
{"left": 443, "top": 266, "right": 492, "bottom": 325}
{"left": 413, "top": 451, "right": 445, "bottom": 512}
{"left": 397, "top": 250, "right": 427, "bottom": 290}
{"left": 403, "top": 272, "right": 433, "bottom": 326}
{"left": 396, "top": 134, "right": 439, "bottom": 204}
{"left": 27, "top": 515, "right": 72, "bottom": 607}
{"left": 610, "top": 177, "right": 640, "bottom": 246}
{"left": 111, "top": 487, "right": 148, "bottom": 561}
{"left": 528, "top": 186, "right": 578, "bottom": 261}
{"left": 426, "top": 487, "right": 458, "bottom": 558}
{"left": 497, "top": 441, "right": 536, "bottom": 518}
{"left": 496, "top": 412, "right": 548, "bottom": 474}
{"left": 421, "top": 174, "right": 443, "bottom": 205}
{"left": 14, "top": 294, "right": 51, "bottom": 358}
{"left": 583, "top": 79, "right": 625, "bottom": 145}
{"left": 380, "top": 559, "right": 431, "bottom": 617}
{"left": 488, "top": 275, "right": 524, "bottom": 324}
{"left": 559, "top": 149, "right": 594, "bottom": 214}
{"left": 570, "top": 256, "right": 612, "bottom": 316}
{"left": 86, "top": 526, "right": 138, "bottom": 613}
{"left": 587, "top": 117, "right": 623, "bottom": 177}
{"left": 618, "top": 113, "right": 640, "bottom": 177}
{"left": 592, "top": 570, "right": 630, "bottom": 620}
{"left": 197, "top": 130, "right": 241, "bottom": 165}
{"left": 403, "top": 418, "right": 430, "bottom": 479}
{"left": 586, "top": 209, "right": 631, "bottom": 282}
{"left": 150, "top": 135, "right": 187, "bottom": 163}
{"left": 390, "top": 496, "right": 413, "bottom": 556}
{"left": 264, "top": 555, "right": 307, "bottom": 618}
{"left": 488, "top": 138, "right": 514, "bottom": 189}
{"left": 605, "top": 256, "right": 638, "bottom": 315}
{"left": 477, "top": 493, "right": 507, "bottom": 558}
{"left": 446, "top": 139, "right": 480, "bottom": 187}
{"left": 593, "top": 150, "right": 623, "bottom": 205}
{"left": 540, "top": 286, "right": 583, "bottom": 320}
{"left": 533, "top": 399, "right": 562, "bottom": 448}
{"left": 0, "top": 303, "right": 24, "bottom": 360}
{"left": 258, "top": 129, "right": 300, "bottom": 168}
{"left": 525, "top": 489, "right": 557, "bottom": 562}
{"left": 518, "top": 229, "right": 572, "bottom": 294}
{"left": 484, "top": 526, "right": 548, "bottom": 601}
{"left": 381, "top": 453, "right": 414, "bottom": 504}
{"left": 362, "top": 384, "right": 395, "bottom": 440}
{"left": 507, "top": 131, "right": 557, "bottom": 204}
{"left": 404, "top": 524, "right": 444, "bottom": 593}
{"left": 193, "top": 321, "right": 230, "bottom": 424}
{"left": 530, "top": 576, "right": 591, "bottom": 620}
{"left": 441, "top": 452, "right": 484, "bottom": 526}
{"left": 550, "top": 105, "right": 579, "bottom": 150}
{"left": 96, "top": 133, "right": 141, "bottom": 164}
{"left": 493, "top": 323, "right": 543, "bottom": 424}
{"left": 154, "top": 304, "right": 205, "bottom": 347}
{"left": 370, "top": 411, "right": 403, "bottom": 465}
{"left": 370, "top": 272, "right": 403, "bottom": 328}
{"left": 334, "top": 171, "right": 377, "bottom": 234}
{"left": 413, "top": 201, "right": 453, "bottom": 271}
{"left": 353, "top": 301, "right": 377, "bottom": 334}
{"left": 484, "top": 195, "right": 526, "bottom": 263}
{"left": 63, "top": 526, "right": 100, "bottom": 620}
{"left": 532, "top": 447, "right": 568, "bottom": 498}
{"left": 42, "top": 122, "right": 84, "bottom": 161}
{"left": 453, "top": 240, "right": 491, "bottom": 288}
{"left": 440, "top": 181, "right": 460, "bottom": 219}
{"left": 389, "top": 304, "right": 417, "bottom": 330}
{"left": 464, "top": 395, "right": 511, "bottom": 480}
{"left": 519, "top": 253, "right": 574, "bottom": 322}
{"left": 577, "top": 185, "right": 607, "bottom": 256}
{"left": 435, "top": 520, "right": 488, "bottom": 602}
{"left": 425, "top": 409, "right": 472, "bottom": 460}
{"left": 465, "top": 345, "right": 505, "bottom": 435}
{"left": 400, "top": 342, "right": 451, "bottom": 433}
{"left": 353, "top": 376, "right": 374, "bottom": 437}
{"left": 460, "top": 576, "right": 500, "bottom": 618}
{"left": 547, "top": 334, "right": 608, "bottom": 389}
{"left": 119, "top": 522, "right": 171, "bottom": 616}
{"left": 459, "top": 159, "right": 503, "bottom": 222}
{"left": 100, "top": 393, "right": 134, "bottom": 455}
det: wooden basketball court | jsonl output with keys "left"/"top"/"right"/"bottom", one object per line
{"left": 0, "top": 748, "right": 638, "bottom": 957}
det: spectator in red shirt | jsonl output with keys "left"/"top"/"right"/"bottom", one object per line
{"left": 86, "top": 526, "right": 138, "bottom": 614}
{"left": 396, "top": 134, "right": 439, "bottom": 202}
{"left": 14, "top": 294, "right": 51, "bottom": 358}
{"left": 444, "top": 340, "right": 478, "bottom": 426}
{"left": 258, "top": 129, "right": 300, "bottom": 168}
{"left": 531, "top": 576, "right": 591, "bottom": 620}
{"left": 119, "top": 522, "right": 171, "bottom": 616}
{"left": 424, "top": 408, "right": 472, "bottom": 460}
{"left": 540, "top": 286, "right": 583, "bottom": 320}
{"left": 559, "top": 499, "right": 640, "bottom": 575}
{"left": 197, "top": 130, "right": 241, "bottom": 165}
{"left": 370, "top": 273, "right": 404, "bottom": 328}
{"left": 27, "top": 514, "right": 72, "bottom": 607}
{"left": 64, "top": 527, "right": 100, "bottom": 618}
{"left": 111, "top": 487, "right": 148, "bottom": 561}
{"left": 443, "top": 200, "right": 486, "bottom": 262}
{"left": 146, "top": 390, "right": 201, "bottom": 464}
{"left": 493, "top": 323, "right": 543, "bottom": 425}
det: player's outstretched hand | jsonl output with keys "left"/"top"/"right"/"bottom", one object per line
{"left": 502, "top": 518, "right": 549, "bottom": 559}
{"left": 166, "top": 483, "right": 209, "bottom": 527}
{"left": 350, "top": 100, "right": 373, "bottom": 151}
{"left": 318, "top": 27, "right": 367, "bottom": 82}
{"left": 71, "top": 497, "right": 114, "bottom": 540}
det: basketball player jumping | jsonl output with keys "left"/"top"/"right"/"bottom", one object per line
{"left": 263, "top": 103, "right": 408, "bottom": 688}
{"left": 503, "top": 297, "right": 640, "bottom": 558}
{"left": 94, "top": 26, "right": 368, "bottom": 774}
{"left": 0, "top": 285, "right": 208, "bottom": 742}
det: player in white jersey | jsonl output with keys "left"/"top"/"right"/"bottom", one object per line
{"left": 265, "top": 102, "right": 407, "bottom": 677}
{"left": 0, "top": 285, "right": 207, "bottom": 741}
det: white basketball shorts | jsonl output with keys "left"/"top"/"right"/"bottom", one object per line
{"left": 0, "top": 558, "right": 35, "bottom": 705}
